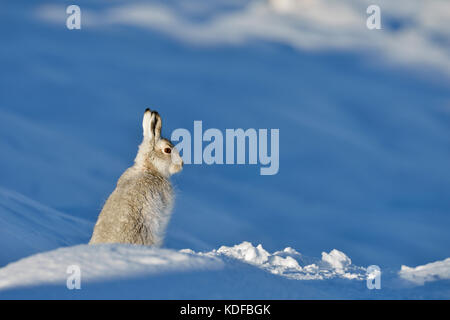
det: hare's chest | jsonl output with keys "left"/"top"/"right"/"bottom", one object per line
{"left": 140, "top": 189, "right": 173, "bottom": 246}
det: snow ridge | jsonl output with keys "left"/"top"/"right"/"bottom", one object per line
{"left": 0, "top": 244, "right": 223, "bottom": 291}
{"left": 0, "top": 241, "right": 449, "bottom": 299}
{"left": 193, "top": 241, "right": 366, "bottom": 280}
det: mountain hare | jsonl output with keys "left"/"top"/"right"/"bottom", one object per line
{"left": 89, "top": 109, "right": 183, "bottom": 246}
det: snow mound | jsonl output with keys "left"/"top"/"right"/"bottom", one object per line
{"left": 203, "top": 241, "right": 365, "bottom": 280}
{"left": 321, "top": 249, "right": 352, "bottom": 270}
{"left": 1, "top": 242, "right": 449, "bottom": 299}
{"left": 0, "top": 241, "right": 365, "bottom": 294}
{"left": 218, "top": 242, "right": 271, "bottom": 265}
{"left": 399, "top": 258, "right": 450, "bottom": 285}
{"left": 0, "top": 244, "right": 223, "bottom": 291}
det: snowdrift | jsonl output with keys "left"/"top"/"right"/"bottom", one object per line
{"left": 0, "top": 188, "right": 448, "bottom": 299}
{"left": 1, "top": 241, "right": 449, "bottom": 299}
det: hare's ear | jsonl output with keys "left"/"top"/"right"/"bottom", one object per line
{"left": 154, "top": 111, "right": 162, "bottom": 141}
{"left": 143, "top": 108, "right": 156, "bottom": 140}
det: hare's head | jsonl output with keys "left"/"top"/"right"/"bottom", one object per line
{"left": 136, "top": 108, "right": 183, "bottom": 177}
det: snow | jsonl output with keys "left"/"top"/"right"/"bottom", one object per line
{"left": 0, "top": 185, "right": 447, "bottom": 298}
{"left": 0, "top": 187, "right": 92, "bottom": 267}
{"left": 321, "top": 249, "right": 352, "bottom": 270}
{"left": 210, "top": 242, "right": 365, "bottom": 280}
{"left": 217, "top": 242, "right": 271, "bottom": 265}
{"left": 0, "top": 244, "right": 223, "bottom": 292}
{"left": 37, "top": 0, "right": 450, "bottom": 76}
{"left": 0, "top": 183, "right": 447, "bottom": 298}
{"left": 0, "top": 241, "right": 449, "bottom": 299}
{"left": 399, "top": 258, "right": 450, "bottom": 286}
{"left": 2, "top": 0, "right": 449, "bottom": 269}
{"left": 0, "top": 0, "right": 449, "bottom": 299}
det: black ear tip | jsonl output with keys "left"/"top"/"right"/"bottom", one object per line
{"left": 145, "top": 108, "right": 151, "bottom": 113}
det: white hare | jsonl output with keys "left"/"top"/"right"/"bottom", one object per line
{"left": 89, "top": 109, "right": 183, "bottom": 246}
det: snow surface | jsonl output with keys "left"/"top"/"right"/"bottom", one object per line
{"left": 1, "top": 241, "right": 449, "bottom": 299}
{"left": 0, "top": 188, "right": 448, "bottom": 299}
{"left": 1, "top": 0, "right": 449, "bottom": 299}
{"left": 0, "top": 187, "right": 92, "bottom": 267}
{"left": 0, "top": 186, "right": 446, "bottom": 299}
{"left": 37, "top": 0, "right": 450, "bottom": 75}
{"left": 0, "top": 244, "right": 223, "bottom": 292}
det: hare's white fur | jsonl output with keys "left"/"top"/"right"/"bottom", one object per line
{"left": 89, "top": 109, "right": 183, "bottom": 246}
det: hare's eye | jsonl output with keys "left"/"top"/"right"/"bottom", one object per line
{"left": 163, "top": 147, "right": 172, "bottom": 154}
